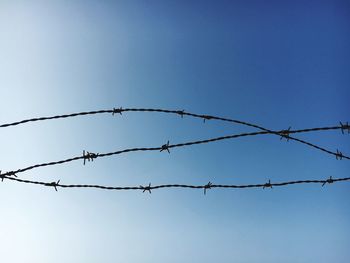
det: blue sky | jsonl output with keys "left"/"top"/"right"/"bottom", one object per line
{"left": 0, "top": 1, "right": 349, "bottom": 262}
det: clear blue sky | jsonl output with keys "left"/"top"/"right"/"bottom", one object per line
{"left": 0, "top": 1, "right": 349, "bottom": 262}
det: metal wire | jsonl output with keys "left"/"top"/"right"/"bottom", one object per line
{"left": 1, "top": 107, "right": 348, "bottom": 148}
{"left": 1, "top": 108, "right": 348, "bottom": 164}
{"left": 1, "top": 129, "right": 348, "bottom": 178}
{"left": 0, "top": 108, "right": 348, "bottom": 135}
{"left": 2, "top": 175, "right": 349, "bottom": 192}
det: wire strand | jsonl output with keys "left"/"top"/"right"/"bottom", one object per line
{"left": 3, "top": 175, "right": 349, "bottom": 192}
{"left": 0, "top": 108, "right": 345, "bottom": 135}
{"left": 1, "top": 129, "right": 348, "bottom": 178}
{"left": 0, "top": 107, "right": 346, "bottom": 140}
{"left": 1, "top": 108, "right": 348, "bottom": 163}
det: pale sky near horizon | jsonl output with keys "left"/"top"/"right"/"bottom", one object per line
{"left": 0, "top": 1, "right": 349, "bottom": 262}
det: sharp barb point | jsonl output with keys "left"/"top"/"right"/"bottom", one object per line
{"left": 204, "top": 182, "right": 212, "bottom": 195}
{"left": 340, "top": 121, "right": 350, "bottom": 134}
{"left": 160, "top": 141, "right": 170, "bottom": 153}
{"left": 112, "top": 107, "right": 123, "bottom": 116}
{"left": 83, "top": 150, "right": 99, "bottom": 164}
{"left": 263, "top": 179, "right": 273, "bottom": 189}
{"left": 322, "top": 176, "right": 334, "bottom": 187}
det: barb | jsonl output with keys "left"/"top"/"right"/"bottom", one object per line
{"left": 203, "top": 181, "right": 212, "bottom": 195}
{"left": 2, "top": 130, "right": 349, "bottom": 178}
{"left": 322, "top": 176, "right": 334, "bottom": 187}
{"left": 140, "top": 183, "right": 152, "bottom": 194}
{"left": 336, "top": 149, "right": 343, "bottom": 160}
{"left": 112, "top": 107, "right": 123, "bottom": 116}
{"left": 0, "top": 170, "right": 17, "bottom": 182}
{"left": 83, "top": 150, "right": 99, "bottom": 165}
{"left": 340, "top": 121, "right": 350, "bottom": 134}
{"left": 279, "top": 127, "right": 291, "bottom": 141}
{"left": 263, "top": 179, "right": 273, "bottom": 189}
{"left": 2, "top": 175, "right": 350, "bottom": 192}
{"left": 176, "top": 110, "right": 185, "bottom": 118}
{"left": 160, "top": 141, "right": 170, "bottom": 153}
{"left": 48, "top": 180, "right": 60, "bottom": 191}
{"left": 202, "top": 115, "right": 213, "bottom": 123}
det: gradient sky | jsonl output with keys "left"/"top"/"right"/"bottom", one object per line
{"left": 0, "top": 1, "right": 349, "bottom": 262}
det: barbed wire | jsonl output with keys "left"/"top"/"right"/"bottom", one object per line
{"left": 1, "top": 107, "right": 348, "bottom": 143}
{"left": 1, "top": 129, "right": 348, "bottom": 178}
{"left": 1, "top": 108, "right": 348, "bottom": 163}
{"left": 1, "top": 108, "right": 349, "bottom": 135}
{"left": 2, "top": 174, "right": 349, "bottom": 192}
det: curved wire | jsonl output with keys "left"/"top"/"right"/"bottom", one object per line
{"left": 1, "top": 108, "right": 347, "bottom": 162}
{"left": 1, "top": 129, "right": 348, "bottom": 178}
{"left": 0, "top": 108, "right": 344, "bottom": 136}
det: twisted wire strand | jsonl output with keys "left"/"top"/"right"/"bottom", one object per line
{"left": 3, "top": 175, "right": 350, "bottom": 191}
{"left": 0, "top": 109, "right": 112, "bottom": 128}
{"left": 0, "top": 107, "right": 346, "bottom": 137}
{"left": 0, "top": 108, "right": 344, "bottom": 135}
{"left": 1, "top": 108, "right": 348, "bottom": 161}
{"left": 1, "top": 130, "right": 348, "bottom": 178}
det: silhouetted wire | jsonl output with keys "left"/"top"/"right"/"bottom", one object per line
{"left": 1, "top": 108, "right": 348, "bottom": 141}
{"left": 1, "top": 108, "right": 348, "bottom": 134}
{"left": 1, "top": 108, "right": 348, "bottom": 161}
{"left": 1, "top": 130, "right": 348, "bottom": 178}
{"left": 2, "top": 175, "right": 349, "bottom": 192}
